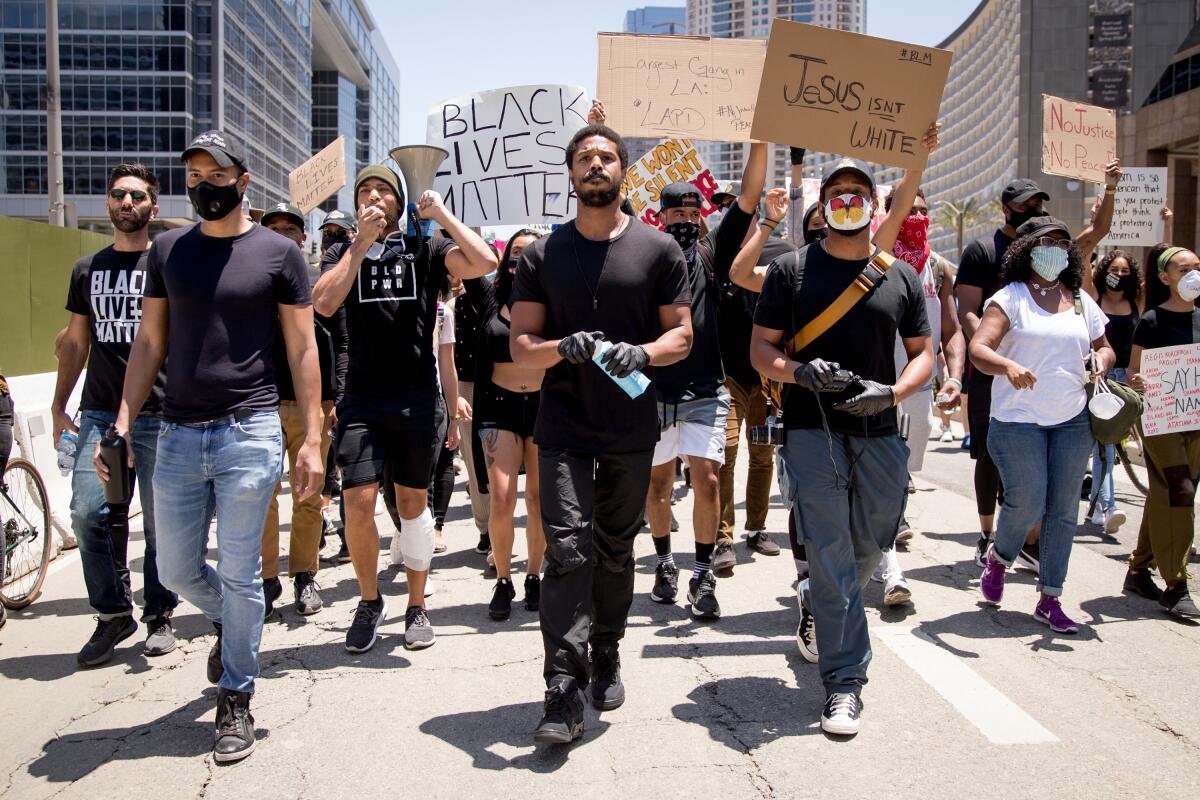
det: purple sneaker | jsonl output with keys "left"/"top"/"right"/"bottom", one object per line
{"left": 1034, "top": 596, "right": 1079, "bottom": 634}
{"left": 980, "top": 549, "right": 1006, "bottom": 605}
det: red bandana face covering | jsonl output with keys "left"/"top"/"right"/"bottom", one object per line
{"left": 894, "top": 214, "right": 930, "bottom": 272}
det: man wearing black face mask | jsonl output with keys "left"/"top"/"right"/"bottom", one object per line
{"left": 954, "top": 179, "right": 1049, "bottom": 569}
{"left": 318, "top": 209, "right": 356, "bottom": 260}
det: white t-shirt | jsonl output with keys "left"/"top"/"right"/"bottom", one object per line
{"left": 986, "top": 283, "right": 1107, "bottom": 425}
{"left": 433, "top": 300, "right": 456, "bottom": 391}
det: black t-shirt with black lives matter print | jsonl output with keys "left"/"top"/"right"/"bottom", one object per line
{"left": 65, "top": 246, "right": 166, "bottom": 414}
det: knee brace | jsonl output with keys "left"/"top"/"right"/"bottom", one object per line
{"left": 1163, "top": 466, "right": 1196, "bottom": 508}
{"left": 399, "top": 508, "right": 435, "bottom": 572}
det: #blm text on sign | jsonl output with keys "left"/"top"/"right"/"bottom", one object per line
{"left": 750, "top": 20, "right": 952, "bottom": 170}
{"left": 621, "top": 138, "right": 720, "bottom": 230}
{"left": 289, "top": 135, "right": 346, "bottom": 214}
{"left": 426, "top": 84, "right": 590, "bottom": 227}
{"left": 1139, "top": 343, "right": 1200, "bottom": 437}
{"left": 1041, "top": 94, "right": 1116, "bottom": 184}
{"left": 596, "top": 33, "right": 765, "bottom": 142}
{"left": 1100, "top": 167, "right": 1167, "bottom": 247}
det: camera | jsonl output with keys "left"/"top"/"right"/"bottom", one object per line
{"left": 750, "top": 414, "right": 784, "bottom": 447}
{"left": 821, "top": 369, "right": 862, "bottom": 393}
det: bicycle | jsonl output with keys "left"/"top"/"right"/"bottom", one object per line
{"left": 1, "top": 457, "right": 52, "bottom": 609}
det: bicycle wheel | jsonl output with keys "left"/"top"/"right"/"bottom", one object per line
{"left": 1118, "top": 432, "right": 1149, "bottom": 497}
{"left": 1, "top": 458, "right": 52, "bottom": 609}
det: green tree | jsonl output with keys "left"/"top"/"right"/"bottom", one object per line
{"left": 933, "top": 197, "right": 1002, "bottom": 260}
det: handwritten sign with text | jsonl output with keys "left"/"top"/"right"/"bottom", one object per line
{"left": 621, "top": 138, "right": 720, "bottom": 230}
{"left": 1100, "top": 167, "right": 1167, "bottom": 247}
{"left": 751, "top": 21, "right": 952, "bottom": 170}
{"left": 1041, "top": 94, "right": 1116, "bottom": 183}
{"left": 289, "top": 136, "right": 346, "bottom": 214}
{"left": 597, "top": 33, "right": 765, "bottom": 142}
{"left": 426, "top": 84, "right": 590, "bottom": 226}
{"left": 1140, "top": 344, "right": 1200, "bottom": 437}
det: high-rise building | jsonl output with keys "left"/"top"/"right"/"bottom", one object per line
{"left": 0, "top": 0, "right": 400, "bottom": 228}
{"left": 622, "top": 5, "right": 688, "bottom": 161}
{"left": 685, "top": 0, "right": 866, "bottom": 190}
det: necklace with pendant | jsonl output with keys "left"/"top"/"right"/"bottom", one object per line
{"left": 1030, "top": 278, "right": 1060, "bottom": 297}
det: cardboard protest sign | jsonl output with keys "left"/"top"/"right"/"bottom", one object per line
{"left": 622, "top": 138, "right": 721, "bottom": 229}
{"left": 426, "top": 84, "right": 590, "bottom": 226}
{"left": 1041, "top": 94, "right": 1117, "bottom": 183}
{"left": 750, "top": 21, "right": 952, "bottom": 170}
{"left": 1100, "top": 167, "right": 1167, "bottom": 246}
{"left": 289, "top": 136, "right": 346, "bottom": 214}
{"left": 596, "top": 33, "right": 765, "bottom": 142}
{"left": 1139, "top": 344, "right": 1200, "bottom": 437}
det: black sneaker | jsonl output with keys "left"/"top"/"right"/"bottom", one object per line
{"left": 820, "top": 692, "right": 863, "bottom": 736}
{"left": 650, "top": 563, "right": 679, "bottom": 604}
{"left": 143, "top": 615, "right": 177, "bottom": 656}
{"left": 345, "top": 598, "right": 386, "bottom": 653}
{"left": 1014, "top": 541, "right": 1040, "bottom": 575}
{"left": 523, "top": 574, "right": 540, "bottom": 611}
{"left": 262, "top": 576, "right": 283, "bottom": 621}
{"left": 489, "top": 578, "right": 516, "bottom": 620}
{"left": 533, "top": 681, "right": 585, "bottom": 744}
{"left": 77, "top": 616, "right": 137, "bottom": 667}
{"left": 475, "top": 531, "right": 491, "bottom": 554}
{"left": 294, "top": 572, "right": 323, "bottom": 616}
{"left": 213, "top": 688, "right": 256, "bottom": 763}
{"left": 1160, "top": 582, "right": 1200, "bottom": 619}
{"left": 589, "top": 644, "right": 625, "bottom": 710}
{"left": 973, "top": 533, "right": 992, "bottom": 569}
{"left": 687, "top": 571, "right": 721, "bottom": 620}
{"left": 207, "top": 622, "right": 223, "bottom": 685}
{"left": 711, "top": 541, "right": 736, "bottom": 576}
{"left": 1123, "top": 569, "right": 1163, "bottom": 601}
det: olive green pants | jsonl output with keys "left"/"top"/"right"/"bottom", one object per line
{"left": 1128, "top": 429, "right": 1200, "bottom": 586}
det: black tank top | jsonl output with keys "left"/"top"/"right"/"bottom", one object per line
{"left": 1104, "top": 310, "right": 1137, "bottom": 369}
{"left": 481, "top": 310, "right": 513, "bottom": 364}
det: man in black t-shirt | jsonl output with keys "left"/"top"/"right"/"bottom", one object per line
{"left": 105, "top": 131, "right": 325, "bottom": 763}
{"left": 313, "top": 165, "right": 496, "bottom": 654}
{"left": 510, "top": 124, "right": 692, "bottom": 745}
{"left": 51, "top": 162, "right": 178, "bottom": 668}
{"left": 752, "top": 157, "right": 932, "bottom": 737}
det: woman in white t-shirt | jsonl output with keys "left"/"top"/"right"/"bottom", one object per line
{"left": 968, "top": 217, "right": 1115, "bottom": 634}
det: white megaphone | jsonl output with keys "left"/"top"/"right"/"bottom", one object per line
{"left": 390, "top": 144, "right": 448, "bottom": 238}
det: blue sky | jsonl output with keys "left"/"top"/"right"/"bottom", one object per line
{"left": 372, "top": 0, "right": 982, "bottom": 146}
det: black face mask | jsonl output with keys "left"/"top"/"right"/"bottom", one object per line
{"left": 1106, "top": 272, "right": 1133, "bottom": 294}
{"left": 664, "top": 220, "right": 701, "bottom": 253}
{"left": 1006, "top": 205, "right": 1042, "bottom": 230}
{"left": 804, "top": 226, "right": 828, "bottom": 245}
{"left": 188, "top": 180, "right": 243, "bottom": 221}
{"left": 321, "top": 232, "right": 348, "bottom": 253}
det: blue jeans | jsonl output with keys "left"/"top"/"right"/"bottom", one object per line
{"left": 781, "top": 429, "right": 909, "bottom": 695}
{"left": 1088, "top": 367, "right": 1127, "bottom": 513}
{"left": 987, "top": 410, "right": 1092, "bottom": 596}
{"left": 70, "top": 411, "right": 177, "bottom": 620}
{"left": 154, "top": 411, "right": 282, "bottom": 694}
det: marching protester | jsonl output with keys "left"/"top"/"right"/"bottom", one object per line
{"left": 510, "top": 123, "right": 692, "bottom": 744}
{"left": 449, "top": 264, "right": 494, "bottom": 557}
{"left": 425, "top": 281, "right": 467, "bottom": 556}
{"left": 968, "top": 216, "right": 1114, "bottom": 634}
{"left": 100, "top": 131, "right": 326, "bottom": 762}
{"left": 51, "top": 163, "right": 179, "bottom": 666}
{"left": 462, "top": 229, "right": 546, "bottom": 621}
{"left": 1125, "top": 243, "right": 1200, "bottom": 618}
{"left": 312, "top": 164, "right": 495, "bottom": 654}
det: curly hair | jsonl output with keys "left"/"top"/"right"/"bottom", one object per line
{"left": 999, "top": 233, "right": 1083, "bottom": 290}
{"left": 1093, "top": 249, "right": 1142, "bottom": 305}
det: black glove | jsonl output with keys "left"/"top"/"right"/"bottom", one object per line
{"left": 557, "top": 330, "right": 604, "bottom": 365}
{"left": 599, "top": 342, "right": 650, "bottom": 378}
{"left": 789, "top": 146, "right": 806, "bottom": 166}
{"left": 832, "top": 380, "right": 895, "bottom": 417}
{"left": 793, "top": 359, "right": 839, "bottom": 392}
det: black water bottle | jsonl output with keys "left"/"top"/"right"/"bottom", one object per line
{"left": 99, "top": 427, "right": 131, "bottom": 505}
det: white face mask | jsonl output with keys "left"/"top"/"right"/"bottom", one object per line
{"left": 1178, "top": 270, "right": 1200, "bottom": 302}
{"left": 1030, "top": 245, "right": 1068, "bottom": 282}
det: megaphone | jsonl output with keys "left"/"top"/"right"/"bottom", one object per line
{"left": 389, "top": 145, "right": 448, "bottom": 238}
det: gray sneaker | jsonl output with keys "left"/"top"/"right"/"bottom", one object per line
{"left": 294, "top": 572, "right": 323, "bottom": 616}
{"left": 711, "top": 541, "right": 737, "bottom": 576}
{"left": 404, "top": 606, "right": 436, "bottom": 650}
{"left": 143, "top": 616, "right": 177, "bottom": 656}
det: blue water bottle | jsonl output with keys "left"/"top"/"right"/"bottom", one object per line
{"left": 591, "top": 340, "right": 651, "bottom": 399}
{"left": 56, "top": 430, "right": 78, "bottom": 476}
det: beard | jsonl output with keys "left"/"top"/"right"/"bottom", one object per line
{"left": 574, "top": 170, "right": 621, "bottom": 208}
{"left": 109, "top": 205, "right": 152, "bottom": 233}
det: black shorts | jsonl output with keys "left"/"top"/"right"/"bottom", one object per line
{"left": 475, "top": 384, "right": 540, "bottom": 440}
{"left": 336, "top": 390, "right": 445, "bottom": 490}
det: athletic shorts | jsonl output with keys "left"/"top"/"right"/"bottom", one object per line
{"left": 652, "top": 391, "right": 730, "bottom": 467}
{"left": 475, "top": 383, "right": 540, "bottom": 440}
{"left": 336, "top": 389, "right": 444, "bottom": 490}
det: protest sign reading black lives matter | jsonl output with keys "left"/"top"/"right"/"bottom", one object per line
{"left": 426, "top": 84, "right": 590, "bottom": 226}
{"left": 751, "top": 21, "right": 952, "bottom": 170}
{"left": 1100, "top": 167, "right": 1167, "bottom": 247}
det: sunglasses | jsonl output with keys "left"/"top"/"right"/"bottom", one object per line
{"left": 109, "top": 188, "right": 149, "bottom": 202}
{"left": 1037, "top": 237, "right": 1071, "bottom": 251}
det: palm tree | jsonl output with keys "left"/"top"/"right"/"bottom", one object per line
{"left": 933, "top": 197, "right": 1002, "bottom": 260}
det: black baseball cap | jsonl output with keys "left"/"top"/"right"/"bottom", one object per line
{"left": 820, "top": 157, "right": 875, "bottom": 198}
{"left": 1015, "top": 215, "right": 1070, "bottom": 240}
{"left": 181, "top": 129, "right": 245, "bottom": 169}
{"left": 660, "top": 182, "right": 703, "bottom": 211}
{"left": 320, "top": 209, "right": 356, "bottom": 231}
{"left": 261, "top": 202, "right": 305, "bottom": 230}
{"left": 711, "top": 181, "right": 740, "bottom": 207}
{"left": 1002, "top": 178, "right": 1049, "bottom": 205}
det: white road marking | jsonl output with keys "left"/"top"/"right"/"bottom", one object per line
{"left": 874, "top": 626, "right": 1058, "bottom": 745}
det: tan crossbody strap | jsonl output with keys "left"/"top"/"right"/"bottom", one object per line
{"left": 784, "top": 248, "right": 896, "bottom": 356}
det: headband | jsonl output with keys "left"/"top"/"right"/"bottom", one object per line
{"left": 1157, "top": 246, "right": 1186, "bottom": 273}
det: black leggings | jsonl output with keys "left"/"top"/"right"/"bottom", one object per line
{"left": 787, "top": 506, "right": 806, "bottom": 561}
{"left": 0, "top": 393, "right": 12, "bottom": 469}
{"left": 974, "top": 450, "right": 1005, "bottom": 518}
{"left": 428, "top": 433, "right": 456, "bottom": 529}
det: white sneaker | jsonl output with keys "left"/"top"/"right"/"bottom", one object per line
{"left": 389, "top": 532, "right": 404, "bottom": 567}
{"left": 871, "top": 560, "right": 886, "bottom": 583}
{"left": 883, "top": 572, "right": 912, "bottom": 606}
{"left": 1088, "top": 507, "right": 1105, "bottom": 526}
{"left": 423, "top": 576, "right": 435, "bottom": 598}
{"left": 939, "top": 427, "right": 954, "bottom": 443}
{"left": 1104, "top": 507, "right": 1126, "bottom": 534}
{"left": 821, "top": 692, "right": 862, "bottom": 736}
{"left": 796, "top": 580, "right": 818, "bottom": 664}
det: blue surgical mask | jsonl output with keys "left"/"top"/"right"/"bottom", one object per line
{"left": 1031, "top": 246, "right": 1068, "bottom": 282}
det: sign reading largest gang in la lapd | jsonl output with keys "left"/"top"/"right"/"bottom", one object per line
{"left": 426, "top": 84, "right": 590, "bottom": 226}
